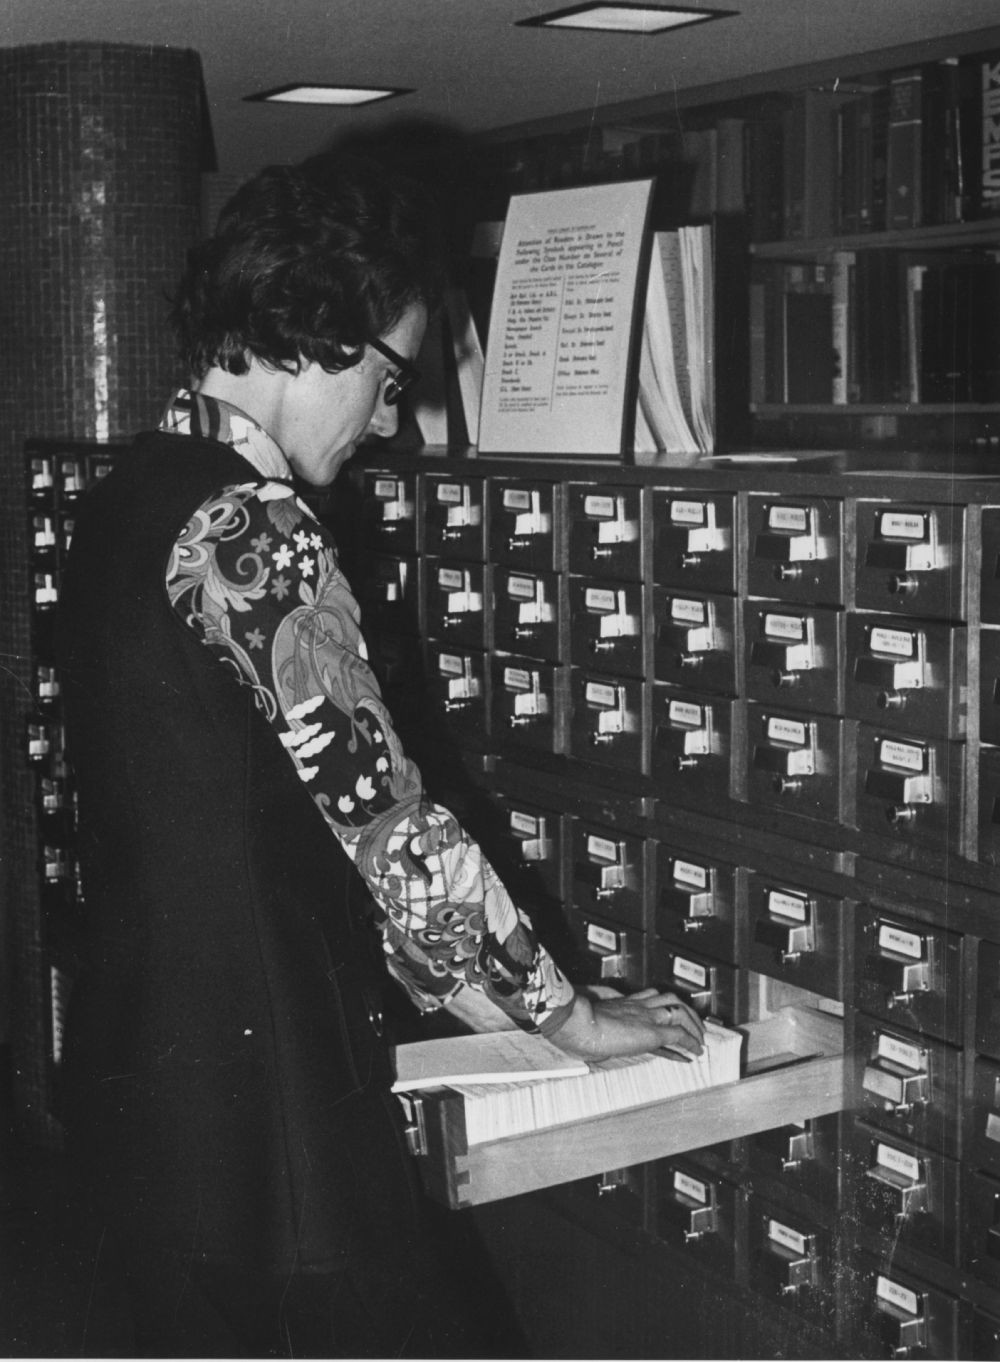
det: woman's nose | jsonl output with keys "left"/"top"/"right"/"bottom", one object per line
{"left": 368, "top": 389, "right": 400, "bottom": 439}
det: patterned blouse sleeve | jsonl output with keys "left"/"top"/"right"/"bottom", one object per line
{"left": 166, "top": 476, "right": 576, "bottom": 1035}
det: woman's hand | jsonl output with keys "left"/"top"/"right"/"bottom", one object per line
{"left": 547, "top": 987, "right": 706, "bottom": 1063}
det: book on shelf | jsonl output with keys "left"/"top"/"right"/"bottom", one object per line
{"left": 444, "top": 285, "right": 485, "bottom": 446}
{"left": 781, "top": 88, "right": 850, "bottom": 239}
{"left": 681, "top": 127, "right": 719, "bottom": 219}
{"left": 411, "top": 286, "right": 487, "bottom": 448}
{"left": 961, "top": 49, "right": 1000, "bottom": 218}
{"left": 743, "top": 109, "right": 785, "bottom": 242}
{"left": 885, "top": 67, "right": 923, "bottom": 230}
{"left": 884, "top": 60, "right": 979, "bottom": 231}
{"left": 634, "top": 224, "right": 715, "bottom": 461}
{"left": 715, "top": 117, "right": 746, "bottom": 214}
{"left": 749, "top": 258, "right": 842, "bottom": 405}
{"left": 920, "top": 256, "right": 1000, "bottom": 404}
{"left": 836, "top": 90, "right": 889, "bottom": 234}
{"left": 411, "top": 307, "right": 450, "bottom": 446}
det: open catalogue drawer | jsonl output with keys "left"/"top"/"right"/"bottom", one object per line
{"left": 396, "top": 1003, "right": 845, "bottom": 1209}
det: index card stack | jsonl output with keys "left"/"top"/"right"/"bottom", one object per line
{"left": 451, "top": 1019, "right": 743, "bottom": 1146}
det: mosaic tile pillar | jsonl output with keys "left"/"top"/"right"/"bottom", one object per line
{"left": 0, "top": 43, "right": 207, "bottom": 1140}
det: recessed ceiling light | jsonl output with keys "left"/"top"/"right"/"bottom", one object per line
{"left": 244, "top": 84, "right": 411, "bottom": 106}
{"left": 517, "top": 3, "right": 736, "bottom": 34}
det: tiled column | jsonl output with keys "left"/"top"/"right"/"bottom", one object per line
{"left": 0, "top": 42, "right": 207, "bottom": 1140}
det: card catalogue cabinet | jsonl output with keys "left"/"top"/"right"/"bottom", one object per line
{"left": 338, "top": 446, "right": 1000, "bottom": 1359}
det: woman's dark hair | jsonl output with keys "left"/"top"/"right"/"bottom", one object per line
{"left": 171, "top": 152, "right": 445, "bottom": 378}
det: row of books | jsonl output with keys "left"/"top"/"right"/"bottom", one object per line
{"left": 750, "top": 249, "right": 1000, "bottom": 407}
{"left": 487, "top": 46, "right": 1000, "bottom": 242}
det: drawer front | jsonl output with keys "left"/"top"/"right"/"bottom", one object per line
{"left": 855, "top": 724, "right": 969, "bottom": 857}
{"left": 424, "top": 558, "right": 490, "bottom": 649}
{"left": 855, "top": 905, "right": 963, "bottom": 1045}
{"left": 745, "top": 703, "right": 852, "bottom": 822}
{"left": 980, "top": 506, "right": 1000, "bottom": 625}
{"left": 549, "top": 1164, "right": 648, "bottom": 1239}
{"left": 854, "top": 500, "right": 967, "bottom": 620}
{"left": 978, "top": 941, "right": 1000, "bottom": 1061}
{"left": 359, "top": 469, "right": 417, "bottom": 553}
{"left": 965, "top": 1168, "right": 1000, "bottom": 1290}
{"left": 970, "top": 1055, "right": 1000, "bottom": 1175}
{"left": 856, "top": 1016, "right": 962, "bottom": 1158}
{"left": 423, "top": 474, "right": 486, "bottom": 559}
{"left": 569, "top": 822, "right": 647, "bottom": 933}
{"left": 747, "top": 1195, "right": 836, "bottom": 1329}
{"left": 654, "top": 1156, "right": 742, "bottom": 1275}
{"left": 849, "top": 1253, "right": 959, "bottom": 1361}
{"left": 649, "top": 942, "right": 739, "bottom": 1022}
{"left": 746, "top": 494, "right": 845, "bottom": 606}
{"left": 355, "top": 551, "right": 420, "bottom": 637}
{"left": 746, "top": 1114, "right": 840, "bottom": 1209}
{"left": 744, "top": 600, "right": 845, "bottom": 713}
{"left": 569, "top": 670, "right": 647, "bottom": 774}
{"left": 490, "top": 656, "right": 566, "bottom": 756}
{"left": 654, "top": 840, "right": 738, "bottom": 964}
{"left": 981, "top": 629, "right": 1000, "bottom": 744}
{"left": 425, "top": 645, "right": 489, "bottom": 742}
{"left": 651, "top": 685, "right": 735, "bottom": 811}
{"left": 364, "top": 631, "right": 424, "bottom": 701}
{"left": 488, "top": 477, "right": 561, "bottom": 571}
{"left": 979, "top": 745, "right": 1000, "bottom": 865}
{"left": 569, "top": 577, "right": 645, "bottom": 678}
{"left": 845, "top": 1119, "right": 959, "bottom": 1265}
{"left": 491, "top": 567, "right": 563, "bottom": 661}
{"left": 496, "top": 796, "right": 566, "bottom": 907}
{"left": 567, "top": 483, "right": 643, "bottom": 580}
{"left": 746, "top": 873, "right": 848, "bottom": 1001}
{"left": 571, "top": 913, "right": 646, "bottom": 989}
{"left": 972, "top": 1308, "right": 1000, "bottom": 1360}
{"left": 651, "top": 488, "right": 736, "bottom": 594}
{"left": 847, "top": 613, "right": 967, "bottom": 738}
{"left": 653, "top": 587, "right": 738, "bottom": 693}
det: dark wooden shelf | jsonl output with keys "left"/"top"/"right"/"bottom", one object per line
{"left": 751, "top": 217, "right": 1000, "bottom": 259}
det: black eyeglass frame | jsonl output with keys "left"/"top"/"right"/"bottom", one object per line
{"left": 367, "top": 336, "right": 421, "bottom": 406}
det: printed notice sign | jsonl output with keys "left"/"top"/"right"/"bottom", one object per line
{"left": 478, "top": 180, "right": 654, "bottom": 457}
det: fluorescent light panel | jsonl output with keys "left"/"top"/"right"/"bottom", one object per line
{"left": 519, "top": 3, "right": 735, "bottom": 34}
{"left": 245, "top": 84, "right": 411, "bottom": 106}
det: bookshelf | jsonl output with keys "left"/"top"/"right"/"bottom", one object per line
{"left": 471, "top": 26, "right": 1000, "bottom": 456}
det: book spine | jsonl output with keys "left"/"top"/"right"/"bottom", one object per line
{"left": 836, "top": 99, "right": 861, "bottom": 234}
{"left": 802, "top": 94, "right": 843, "bottom": 238}
{"left": 886, "top": 68, "right": 924, "bottom": 230}
{"left": 782, "top": 99, "right": 807, "bottom": 238}
{"left": 868, "top": 86, "right": 890, "bottom": 231}
{"left": 940, "top": 58, "right": 978, "bottom": 224}
{"left": 744, "top": 116, "right": 785, "bottom": 241}
{"left": 904, "top": 263, "right": 925, "bottom": 404}
{"left": 715, "top": 117, "right": 746, "bottom": 214}
{"left": 855, "top": 251, "right": 905, "bottom": 403}
{"left": 977, "top": 52, "right": 1000, "bottom": 215}
{"left": 748, "top": 279, "right": 767, "bottom": 408}
{"left": 782, "top": 264, "right": 835, "bottom": 404}
{"left": 831, "top": 251, "right": 855, "bottom": 405}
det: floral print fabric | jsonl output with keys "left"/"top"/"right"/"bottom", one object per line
{"left": 162, "top": 391, "right": 575, "bottom": 1034}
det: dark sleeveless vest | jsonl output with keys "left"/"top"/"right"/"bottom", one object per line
{"left": 57, "top": 430, "right": 422, "bottom": 1273}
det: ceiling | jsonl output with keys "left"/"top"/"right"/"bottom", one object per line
{"left": 2, "top": 0, "right": 999, "bottom": 182}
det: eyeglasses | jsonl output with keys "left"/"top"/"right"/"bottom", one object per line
{"left": 367, "top": 336, "right": 421, "bottom": 407}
